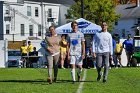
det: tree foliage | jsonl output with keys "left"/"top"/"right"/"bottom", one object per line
{"left": 65, "top": 0, "right": 120, "bottom": 31}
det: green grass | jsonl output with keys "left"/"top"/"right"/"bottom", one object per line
{"left": 0, "top": 68, "right": 140, "bottom": 93}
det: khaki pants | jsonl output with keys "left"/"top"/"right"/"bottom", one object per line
{"left": 47, "top": 54, "right": 60, "bottom": 79}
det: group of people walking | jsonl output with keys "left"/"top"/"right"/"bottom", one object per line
{"left": 111, "top": 34, "right": 133, "bottom": 68}
{"left": 42, "top": 21, "right": 134, "bottom": 84}
{"left": 43, "top": 22, "right": 85, "bottom": 84}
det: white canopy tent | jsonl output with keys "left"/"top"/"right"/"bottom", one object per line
{"left": 56, "top": 18, "right": 102, "bottom": 34}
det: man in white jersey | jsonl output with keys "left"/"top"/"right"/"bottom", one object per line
{"left": 92, "top": 21, "right": 113, "bottom": 83}
{"left": 67, "top": 21, "right": 85, "bottom": 84}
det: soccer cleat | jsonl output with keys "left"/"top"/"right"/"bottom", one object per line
{"left": 61, "top": 67, "right": 65, "bottom": 69}
{"left": 77, "top": 74, "right": 82, "bottom": 82}
{"left": 72, "top": 81, "right": 75, "bottom": 84}
{"left": 53, "top": 78, "right": 57, "bottom": 83}
{"left": 97, "top": 72, "right": 103, "bottom": 81}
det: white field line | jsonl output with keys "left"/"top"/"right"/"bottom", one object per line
{"left": 76, "top": 69, "right": 87, "bottom": 93}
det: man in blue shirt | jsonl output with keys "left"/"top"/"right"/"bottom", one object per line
{"left": 110, "top": 35, "right": 116, "bottom": 68}
{"left": 123, "top": 34, "right": 133, "bottom": 67}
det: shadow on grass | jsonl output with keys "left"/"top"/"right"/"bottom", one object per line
{"left": 0, "top": 79, "right": 58, "bottom": 85}
{"left": 56, "top": 80, "right": 96, "bottom": 83}
{"left": 0, "top": 79, "right": 97, "bottom": 85}
{"left": 0, "top": 79, "right": 48, "bottom": 84}
{"left": 0, "top": 79, "right": 56, "bottom": 85}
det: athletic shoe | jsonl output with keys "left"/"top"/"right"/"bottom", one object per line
{"left": 97, "top": 72, "right": 102, "bottom": 81}
{"left": 61, "top": 67, "right": 65, "bottom": 69}
{"left": 53, "top": 78, "right": 57, "bottom": 82}
{"left": 72, "top": 81, "right": 75, "bottom": 84}
{"left": 97, "top": 75, "right": 101, "bottom": 81}
{"left": 103, "top": 79, "right": 107, "bottom": 83}
{"left": 77, "top": 74, "right": 82, "bottom": 82}
{"left": 47, "top": 78, "right": 52, "bottom": 84}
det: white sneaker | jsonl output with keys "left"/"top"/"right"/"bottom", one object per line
{"left": 93, "top": 67, "right": 96, "bottom": 69}
{"left": 61, "top": 67, "right": 65, "bottom": 69}
{"left": 115, "top": 67, "right": 118, "bottom": 69}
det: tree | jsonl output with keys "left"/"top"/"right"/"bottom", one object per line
{"left": 65, "top": 0, "right": 120, "bottom": 31}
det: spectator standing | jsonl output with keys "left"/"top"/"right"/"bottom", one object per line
{"left": 109, "top": 35, "right": 116, "bottom": 69}
{"left": 123, "top": 34, "right": 133, "bottom": 67}
{"left": 20, "top": 42, "right": 28, "bottom": 56}
{"left": 113, "top": 35, "right": 117, "bottom": 63}
{"left": 85, "top": 47, "right": 91, "bottom": 69}
{"left": 67, "top": 21, "right": 85, "bottom": 84}
{"left": 92, "top": 21, "right": 112, "bottom": 83}
{"left": 60, "top": 34, "right": 67, "bottom": 69}
{"left": 44, "top": 25, "right": 61, "bottom": 84}
{"left": 115, "top": 40, "right": 123, "bottom": 68}
{"left": 85, "top": 45, "right": 95, "bottom": 69}
{"left": 20, "top": 42, "right": 28, "bottom": 67}
{"left": 30, "top": 47, "right": 39, "bottom": 67}
{"left": 27, "top": 41, "right": 33, "bottom": 56}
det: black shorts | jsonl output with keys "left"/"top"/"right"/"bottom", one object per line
{"left": 21, "top": 53, "right": 27, "bottom": 56}
{"left": 115, "top": 53, "right": 121, "bottom": 55}
{"left": 21, "top": 53, "right": 27, "bottom": 59}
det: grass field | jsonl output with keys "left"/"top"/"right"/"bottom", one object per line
{"left": 0, "top": 67, "right": 140, "bottom": 93}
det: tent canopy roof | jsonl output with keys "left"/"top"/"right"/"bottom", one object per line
{"left": 56, "top": 18, "right": 102, "bottom": 34}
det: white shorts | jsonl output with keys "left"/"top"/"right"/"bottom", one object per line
{"left": 70, "top": 55, "right": 83, "bottom": 65}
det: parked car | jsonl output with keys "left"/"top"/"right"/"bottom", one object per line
{"left": 8, "top": 50, "right": 22, "bottom": 68}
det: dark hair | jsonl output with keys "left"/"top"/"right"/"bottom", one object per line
{"left": 128, "top": 34, "right": 131, "bottom": 36}
{"left": 71, "top": 21, "right": 78, "bottom": 27}
{"left": 49, "top": 25, "right": 55, "bottom": 30}
{"left": 61, "top": 34, "right": 66, "bottom": 37}
{"left": 127, "top": 34, "right": 131, "bottom": 39}
{"left": 28, "top": 41, "right": 31, "bottom": 44}
{"left": 33, "top": 47, "right": 36, "bottom": 50}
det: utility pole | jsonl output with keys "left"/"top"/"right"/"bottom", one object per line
{"left": 81, "top": 0, "right": 84, "bottom": 18}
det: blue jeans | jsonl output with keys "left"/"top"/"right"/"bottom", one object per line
{"left": 96, "top": 52, "right": 109, "bottom": 80}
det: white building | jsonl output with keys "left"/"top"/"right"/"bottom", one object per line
{"left": 113, "top": 0, "right": 140, "bottom": 38}
{"left": 0, "top": 0, "right": 75, "bottom": 41}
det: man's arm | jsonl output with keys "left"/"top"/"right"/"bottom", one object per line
{"left": 67, "top": 42, "right": 70, "bottom": 60}
{"left": 110, "top": 35, "right": 113, "bottom": 56}
{"left": 44, "top": 38, "right": 54, "bottom": 54}
{"left": 122, "top": 41, "right": 125, "bottom": 49}
{"left": 113, "top": 40, "right": 116, "bottom": 50}
{"left": 66, "top": 35, "right": 70, "bottom": 60}
{"left": 82, "top": 41, "right": 85, "bottom": 59}
{"left": 120, "top": 43, "right": 123, "bottom": 54}
{"left": 92, "top": 35, "right": 96, "bottom": 58}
